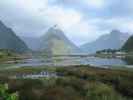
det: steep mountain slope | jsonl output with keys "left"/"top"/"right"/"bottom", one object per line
{"left": 122, "top": 35, "right": 133, "bottom": 52}
{"left": 81, "top": 30, "right": 130, "bottom": 53}
{"left": 21, "top": 36, "right": 41, "bottom": 51}
{"left": 0, "top": 20, "right": 29, "bottom": 53}
{"left": 39, "top": 26, "right": 80, "bottom": 55}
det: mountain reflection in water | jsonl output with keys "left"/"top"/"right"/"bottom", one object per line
{"left": 1, "top": 55, "right": 132, "bottom": 68}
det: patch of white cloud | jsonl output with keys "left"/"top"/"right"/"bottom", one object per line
{"left": 43, "top": 6, "right": 81, "bottom": 29}
{"left": 84, "top": 0, "right": 106, "bottom": 9}
{"left": 0, "top": 0, "right": 133, "bottom": 45}
{"left": 104, "top": 18, "right": 133, "bottom": 34}
{"left": 63, "top": 18, "right": 103, "bottom": 45}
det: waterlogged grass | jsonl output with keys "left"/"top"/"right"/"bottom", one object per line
{"left": 0, "top": 66, "right": 57, "bottom": 76}
{"left": 0, "top": 65, "right": 133, "bottom": 100}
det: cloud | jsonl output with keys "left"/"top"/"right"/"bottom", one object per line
{"left": 104, "top": 18, "right": 133, "bottom": 33}
{"left": 0, "top": 0, "right": 133, "bottom": 45}
{"left": 43, "top": 6, "right": 82, "bottom": 29}
{"left": 84, "top": 0, "right": 106, "bottom": 9}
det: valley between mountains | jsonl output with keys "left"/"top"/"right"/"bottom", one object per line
{"left": 0, "top": 20, "right": 133, "bottom": 100}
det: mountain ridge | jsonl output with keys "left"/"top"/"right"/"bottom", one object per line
{"left": 80, "top": 30, "right": 130, "bottom": 53}
{"left": 122, "top": 35, "right": 133, "bottom": 52}
{"left": 0, "top": 20, "right": 29, "bottom": 53}
{"left": 39, "top": 26, "right": 80, "bottom": 55}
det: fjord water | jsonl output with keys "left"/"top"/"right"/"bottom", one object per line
{"left": 1, "top": 55, "right": 132, "bottom": 69}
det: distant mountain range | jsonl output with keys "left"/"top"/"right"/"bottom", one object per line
{"left": 0, "top": 20, "right": 29, "bottom": 53}
{"left": 122, "top": 35, "right": 133, "bottom": 52}
{"left": 80, "top": 30, "right": 130, "bottom": 53}
{"left": 22, "top": 29, "right": 131, "bottom": 55}
{"left": 21, "top": 36, "right": 41, "bottom": 51}
{"left": 38, "top": 26, "right": 80, "bottom": 55}
{"left": 1, "top": 18, "right": 130, "bottom": 55}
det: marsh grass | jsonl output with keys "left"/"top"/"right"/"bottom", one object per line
{"left": 0, "top": 65, "right": 133, "bottom": 100}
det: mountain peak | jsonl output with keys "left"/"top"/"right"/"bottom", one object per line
{"left": 53, "top": 24, "right": 59, "bottom": 29}
{"left": 81, "top": 29, "right": 130, "bottom": 53}
{"left": 39, "top": 26, "right": 80, "bottom": 55}
{"left": 110, "top": 29, "right": 130, "bottom": 38}
{"left": 45, "top": 25, "right": 68, "bottom": 42}
{"left": 110, "top": 29, "right": 122, "bottom": 36}
{"left": 48, "top": 25, "right": 63, "bottom": 34}
{"left": 111, "top": 29, "right": 121, "bottom": 33}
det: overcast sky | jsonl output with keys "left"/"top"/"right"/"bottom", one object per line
{"left": 0, "top": 0, "right": 133, "bottom": 45}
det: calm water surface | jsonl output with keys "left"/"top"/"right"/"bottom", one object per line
{"left": 1, "top": 56, "right": 131, "bottom": 68}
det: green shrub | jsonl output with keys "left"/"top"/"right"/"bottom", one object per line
{"left": 0, "top": 84, "right": 18, "bottom": 100}
{"left": 86, "top": 82, "right": 125, "bottom": 100}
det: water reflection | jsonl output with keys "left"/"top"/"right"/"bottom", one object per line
{"left": 1, "top": 56, "right": 133, "bottom": 68}
{"left": 85, "top": 57, "right": 126, "bottom": 66}
{"left": 123, "top": 56, "right": 133, "bottom": 65}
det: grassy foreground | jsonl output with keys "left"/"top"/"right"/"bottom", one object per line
{"left": 0, "top": 65, "right": 133, "bottom": 100}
